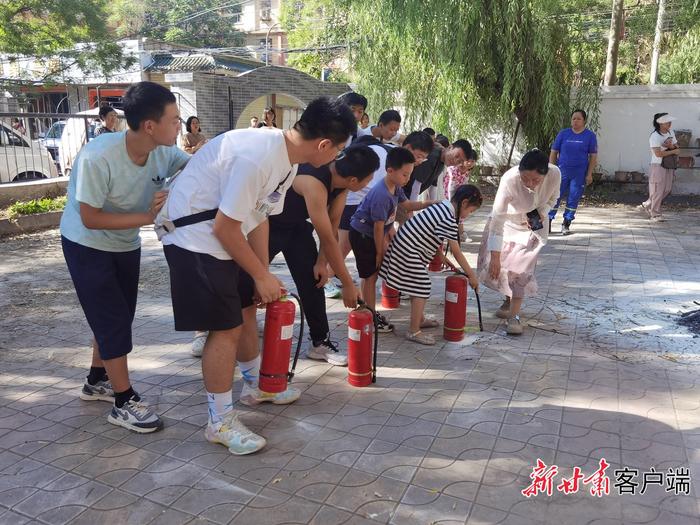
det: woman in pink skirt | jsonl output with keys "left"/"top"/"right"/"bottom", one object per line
{"left": 639, "top": 113, "right": 680, "bottom": 221}
{"left": 477, "top": 149, "right": 561, "bottom": 335}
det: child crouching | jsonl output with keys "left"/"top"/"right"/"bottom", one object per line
{"left": 380, "top": 184, "right": 482, "bottom": 345}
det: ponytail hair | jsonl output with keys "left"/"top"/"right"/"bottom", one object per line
{"left": 451, "top": 184, "right": 483, "bottom": 210}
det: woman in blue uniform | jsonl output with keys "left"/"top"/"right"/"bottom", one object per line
{"left": 548, "top": 109, "right": 598, "bottom": 235}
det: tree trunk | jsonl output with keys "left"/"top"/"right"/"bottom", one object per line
{"left": 649, "top": 0, "right": 667, "bottom": 85}
{"left": 604, "top": 0, "right": 625, "bottom": 86}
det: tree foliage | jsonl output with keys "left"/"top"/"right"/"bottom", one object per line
{"left": 0, "top": 0, "right": 131, "bottom": 80}
{"left": 108, "top": 0, "right": 245, "bottom": 48}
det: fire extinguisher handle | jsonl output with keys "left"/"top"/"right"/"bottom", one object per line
{"left": 287, "top": 292, "right": 305, "bottom": 382}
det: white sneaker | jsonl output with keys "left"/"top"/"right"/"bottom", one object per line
{"left": 107, "top": 396, "right": 162, "bottom": 433}
{"left": 324, "top": 282, "right": 342, "bottom": 299}
{"left": 191, "top": 331, "right": 208, "bottom": 357}
{"left": 205, "top": 413, "right": 266, "bottom": 455}
{"left": 307, "top": 338, "right": 348, "bottom": 366}
{"left": 239, "top": 383, "right": 301, "bottom": 406}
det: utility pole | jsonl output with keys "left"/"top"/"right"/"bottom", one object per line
{"left": 649, "top": 0, "right": 667, "bottom": 85}
{"left": 604, "top": 0, "right": 625, "bottom": 86}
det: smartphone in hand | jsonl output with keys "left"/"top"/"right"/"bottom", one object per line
{"left": 526, "top": 209, "right": 544, "bottom": 231}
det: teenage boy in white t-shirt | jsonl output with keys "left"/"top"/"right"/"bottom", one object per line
{"left": 162, "top": 97, "right": 357, "bottom": 455}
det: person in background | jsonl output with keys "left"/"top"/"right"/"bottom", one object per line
{"left": 257, "top": 107, "right": 277, "bottom": 128}
{"left": 94, "top": 104, "right": 119, "bottom": 137}
{"left": 357, "top": 109, "right": 404, "bottom": 145}
{"left": 360, "top": 113, "right": 370, "bottom": 129}
{"left": 338, "top": 91, "right": 369, "bottom": 146}
{"left": 638, "top": 113, "right": 680, "bottom": 222}
{"left": 11, "top": 117, "right": 26, "bottom": 135}
{"left": 477, "top": 149, "right": 561, "bottom": 336}
{"left": 548, "top": 109, "right": 598, "bottom": 235}
{"left": 250, "top": 116, "right": 259, "bottom": 128}
{"left": 444, "top": 150, "right": 478, "bottom": 199}
{"left": 182, "top": 116, "right": 207, "bottom": 155}
{"left": 423, "top": 127, "right": 436, "bottom": 141}
{"left": 435, "top": 134, "right": 450, "bottom": 148}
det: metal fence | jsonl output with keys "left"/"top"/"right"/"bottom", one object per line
{"left": 0, "top": 111, "right": 118, "bottom": 184}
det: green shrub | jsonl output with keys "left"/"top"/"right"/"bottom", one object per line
{"left": 7, "top": 196, "right": 67, "bottom": 220}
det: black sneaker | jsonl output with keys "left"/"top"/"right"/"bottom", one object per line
{"left": 375, "top": 313, "right": 394, "bottom": 333}
{"left": 561, "top": 220, "right": 571, "bottom": 236}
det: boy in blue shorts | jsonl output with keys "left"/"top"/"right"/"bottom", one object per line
{"left": 60, "top": 81, "right": 189, "bottom": 433}
{"left": 349, "top": 147, "right": 436, "bottom": 332}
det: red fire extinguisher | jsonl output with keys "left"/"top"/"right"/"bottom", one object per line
{"left": 443, "top": 274, "right": 468, "bottom": 342}
{"left": 347, "top": 302, "right": 378, "bottom": 387}
{"left": 259, "top": 293, "right": 305, "bottom": 393}
{"left": 381, "top": 281, "right": 400, "bottom": 309}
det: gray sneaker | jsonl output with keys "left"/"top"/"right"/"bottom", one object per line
{"left": 107, "top": 397, "right": 163, "bottom": 433}
{"left": 80, "top": 379, "right": 114, "bottom": 402}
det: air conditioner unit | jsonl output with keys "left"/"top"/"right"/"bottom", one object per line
{"left": 260, "top": 7, "right": 271, "bottom": 21}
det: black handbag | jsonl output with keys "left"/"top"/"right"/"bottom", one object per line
{"left": 661, "top": 154, "right": 678, "bottom": 170}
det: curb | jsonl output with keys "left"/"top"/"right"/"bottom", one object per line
{"left": 0, "top": 211, "right": 62, "bottom": 238}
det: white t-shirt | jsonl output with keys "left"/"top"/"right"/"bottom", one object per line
{"left": 649, "top": 130, "right": 677, "bottom": 165}
{"left": 356, "top": 125, "right": 402, "bottom": 144}
{"left": 162, "top": 128, "right": 297, "bottom": 260}
{"left": 346, "top": 143, "right": 393, "bottom": 205}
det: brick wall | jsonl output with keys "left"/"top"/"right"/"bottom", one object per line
{"left": 191, "top": 67, "right": 350, "bottom": 137}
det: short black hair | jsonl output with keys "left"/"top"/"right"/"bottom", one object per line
{"left": 451, "top": 184, "right": 483, "bottom": 209}
{"left": 338, "top": 92, "right": 368, "bottom": 110}
{"left": 185, "top": 116, "right": 200, "bottom": 133}
{"left": 386, "top": 147, "right": 415, "bottom": 170}
{"left": 403, "top": 131, "right": 434, "bottom": 154}
{"left": 293, "top": 96, "right": 357, "bottom": 145}
{"left": 422, "top": 127, "right": 436, "bottom": 137}
{"left": 467, "top": 149, "right": 478, "bottom": 161}
{"left": 378, "top": 110, "right": 401, "bottom": 126}
{"left": 337, "top": 145, "right": 380, "bottom": 181}
{"left": 519, "top": 149, "right": 549, "bottom": 174}
{"left": 571, "top": 108, "right": 587, "bottom": 121}
{"left": 122, "top": 81, "right": 177, "bottom": 131}
{"left": 435, "top": 134, "right": 450, "bottom": 148}
{"left": 98, "top": 103, "right": 116, "bottom": 121}
{"left": 451, "top": 139, "right": 472, "bottom": 157}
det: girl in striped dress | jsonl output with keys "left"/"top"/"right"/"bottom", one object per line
{"left": 379, "top": 185, "right": 482, "bottom": 345}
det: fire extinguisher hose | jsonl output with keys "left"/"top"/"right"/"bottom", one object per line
{"left": 356, "top": 299, "right": 380, "bottom": 383}
{"left": 287, "top": 292, "right": 305, "bottom": 382}
{"left": 453, "top": 271, "right": 484, "bottom": 332}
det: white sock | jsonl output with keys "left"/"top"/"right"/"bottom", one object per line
{"left": 238, "top": 356, "right": 260, "bottom": 389}
{"left": 206, "top": 390, "right": 233, "bottom": 425}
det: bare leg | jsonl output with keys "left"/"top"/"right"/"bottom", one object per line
{"left": 362, "top": 275, "right": 378, "bottom": 310}
{"left": 509, "top": 297, "right": 524, "bottom": 318}
{"left": 339, "top": 229, "right": 352, "bottom": 260}
{"left": 101, "top": 356, "right": 130, "bottom": 393}
{"left": 90, "top": 338, "right": 103, "bottom": 367}
{"left": 410, "top": 297, "right": 427, "bottom": 333}
{"left": 236, "top": 306, "right": 260, "bottom": 362}
{"left": 202, "top": 327, "right": 241, "bottom": 393}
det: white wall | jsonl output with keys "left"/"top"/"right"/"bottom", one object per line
{"left": 596, "top": 84, "right": 700, "bottom": 194}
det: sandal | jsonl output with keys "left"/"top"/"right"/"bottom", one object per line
{"left": 420, "top": 317, "right": 440, "bottom": 329}
{"left": 406, "top": 330, "right": 436, "bottom": 345}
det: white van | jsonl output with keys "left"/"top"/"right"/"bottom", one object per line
{"left": 0, "top": 122, "right": 58, "bottom": 183}
{"left": 59, "top": 108, "right": 125, "bottom": 176}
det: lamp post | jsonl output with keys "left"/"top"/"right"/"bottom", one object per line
{"left": 265, "top": 22, "right": 281, "bottom": 66}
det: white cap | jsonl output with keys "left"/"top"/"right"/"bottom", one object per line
{"left": 655, "top": 115, "right": 676, "bottom": 124}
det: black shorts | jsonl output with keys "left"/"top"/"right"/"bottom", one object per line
{"left": 339, "top": 204, "right": 359, "bottom": 231}
{"left": 349, "top": 228, "right": 378, "bottom": 278}
{"left": 164, "top": 244, "right": 245, "bottom": 331}
{"left": 61, "top": 236, "right": 140, "bottom": 360}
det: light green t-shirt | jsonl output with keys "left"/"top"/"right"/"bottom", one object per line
{"left": 60, "top": 131, "right": 189, "bottom": 252}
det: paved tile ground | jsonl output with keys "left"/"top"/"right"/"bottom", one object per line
{"left": 1, "top": 204, "right": 700, "bottom": 524}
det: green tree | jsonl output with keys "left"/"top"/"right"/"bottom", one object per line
{"left": 0, "top": 0, "right": 131, "bottom": 80}
{"left": 280, "top": 0, "right": 350, "bottom": 81}
{"left": 109, "top": 0, "right": 245, "bottom": 48}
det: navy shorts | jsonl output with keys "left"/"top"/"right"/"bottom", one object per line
{"left": 349, "top": 227, "right": 379, "bottom": 278}
{"left": 164, "top": 244, "right": 247, "bottom": 331}
{"left": 61, "top": 236, "right": 140, "bottom": 360}
{"left": 339, "top": 204, "right": 359, "bottom": 231}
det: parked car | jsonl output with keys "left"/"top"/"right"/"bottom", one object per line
{"left": 59, "top": 108, "right": 124, "bottom": 176}
{"left": 0, "top": 122, "right": 58, "bottom": 183}
{"left": 39, "top": 121, "right": 66, "bottom": 165}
